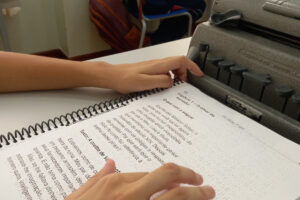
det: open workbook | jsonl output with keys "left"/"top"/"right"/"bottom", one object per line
{"left": 0, "top": 81, "right": 300, "bottom": 200}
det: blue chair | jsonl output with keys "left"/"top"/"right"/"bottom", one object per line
{"left": 135, "top": 0, "right": 192, "bottom": 48}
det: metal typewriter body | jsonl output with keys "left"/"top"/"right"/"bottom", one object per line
{"left": 213, "top": 0, "right": 300, "bottom": 38}
{"left": 186, "top": 6, "right": 300, "bottom": 144}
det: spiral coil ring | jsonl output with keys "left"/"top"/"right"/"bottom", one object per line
{"left": 0, "top": 80, "right": 183, "bottom": 148}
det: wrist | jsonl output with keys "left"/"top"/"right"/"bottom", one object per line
{"left": 81, "top": 61, "right": 119, "bottom": 90}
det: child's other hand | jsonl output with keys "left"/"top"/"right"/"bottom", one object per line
{"left": 65, "top": 160, "right": 215, "bottom": 200}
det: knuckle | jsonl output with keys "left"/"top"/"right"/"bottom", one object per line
{"left": 99, "top": 174, "right": 111, "bottom": 185}
{"left": 163, "top": 163, "right": 181, "bottom": 180}
{"left": 163, "top": 162, "right": 180, "bottom": 172}
{"left": 171, "top": 187, "right": 188, "bottom": 199}
{"left": 178, "top": 56, "right": 187, "bottom": 63}
{"left": 101, "top": 173, "right": 121, "bottom": 187}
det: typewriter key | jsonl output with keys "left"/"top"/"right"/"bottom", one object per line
{"left": 285, "top": 93, "right": 300, "bottom": 121}
{"left": 261, "top": 85, "right": 294, "bottom": 112}
{"left": 217, "top": 60, "right": 235, "bottom": 84}
{"left": 229, "top": 65, "right": 248, "bottom": 91}
{"left": 205, "top": 56, "right": 223, "bottom": 79}
{"left": 241, "top": 72, "right": 272, "bottom": 101}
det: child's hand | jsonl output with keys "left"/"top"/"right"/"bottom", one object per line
{"left": 0, "top": 52, "right": 203, "bottom": 93}
{"left": 65, "top": 160, "right": 215, "bottom": 200}
{"left": 89, "top": 56, "right": 203, "bottom": 94}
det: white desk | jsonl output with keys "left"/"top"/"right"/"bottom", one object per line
{"left": 1, "top": 37, "right": 300, "bottom": 163}
{"left": 0, "top": 38, "right": 191, "bottom": 134}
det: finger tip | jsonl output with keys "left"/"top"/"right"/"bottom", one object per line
{"left": 189, "top": 70, "right": 204, "bottom": 77}
{"left": 197, "top": 70, "right": 204, "bottom": 77}
{"left": 105, "top": 159, "right": 115, "bottom": 167}
{"left": 203, "top": 185, "right": 216, "bottom": 199}
{"left": 196, "top": 174, "right": 203, "bottom": 185}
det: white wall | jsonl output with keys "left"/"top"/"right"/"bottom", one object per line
{"left": 60, "top": 0, "right": 110, "bottom": 57}
{"left": 53, "top": 0, "right": 68, "bottom": 56}
{"left": 0, "top": 0, "right": 59, "bottom": 53}
{"left": 0, "top": 0, "right": 110, "bottom": 57}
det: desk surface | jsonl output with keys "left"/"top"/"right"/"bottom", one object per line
{"left": 1, "top": 37, "right": 300, "bottom": 163}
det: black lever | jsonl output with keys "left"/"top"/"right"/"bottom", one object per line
{"left": 186, "top": 43, "right": 210, "bottom": 70}
{"left": 241, "top": 72, "right": 272, "bottom": 101}
{"left": 210, "top": 10, "right": 242, "bottom": 28}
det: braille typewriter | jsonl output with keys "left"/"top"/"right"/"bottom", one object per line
{"left": 186, "top": 0, "right": 300, "bottom": 144}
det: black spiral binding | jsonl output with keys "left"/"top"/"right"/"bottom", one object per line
{"left": 0, "top": 80, "right": 183, "bottom": 149}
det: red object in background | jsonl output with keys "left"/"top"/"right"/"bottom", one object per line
{"left": 89, "top": 0, "right": 149, "bottom": 52}
{"left": 172, "top": 5, "right": 184, "bottom": 10}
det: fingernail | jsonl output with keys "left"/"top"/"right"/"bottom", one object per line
{"left": 105, "top": 159, "right": 114, "bottom": 167}
{"left": 203, "top": 185, "right": 216, "bottom": 199}
{"left": 103, "top": 159, "right": 116, "bottom": 173}
{"left": 191, "top": 70, "right": 204, "bottom": 77}
{"left": 196, "top": 174, "right": 203, "bottom": 184}
{"left": 198, "top": 70, "right": 204, "bottom": 77}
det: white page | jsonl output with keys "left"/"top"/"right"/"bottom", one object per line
{"left": 0, "top": 82, "right": 300, "bottom": 200}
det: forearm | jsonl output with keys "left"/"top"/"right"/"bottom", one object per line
{"left": 0, "top": 52, "right": 202, "bottom": 94}
{"left": 0, "top": 52, "right": 112, "bottom": 93}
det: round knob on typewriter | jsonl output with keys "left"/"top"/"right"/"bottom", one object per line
{"left": 275, "top": 86, "right": 294, "bottom": 97}
{"left": 217, "top": 60, "right": 235, "bottom": 70}
{"left": 229, "top": 65, "right": 248, "bottom": 75}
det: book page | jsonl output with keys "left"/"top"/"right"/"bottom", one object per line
{"left": 0, "top": 82, "right": 300, "bottom": 200}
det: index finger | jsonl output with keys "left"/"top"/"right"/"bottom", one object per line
{"left": 65, "top": 159, "right": 115, "bottom": 200}
{"left": 133, "top": 163, "right": 203, "bottom": 198}
{"left": 158, "top": 56, "right": 203, "bottom": 77}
